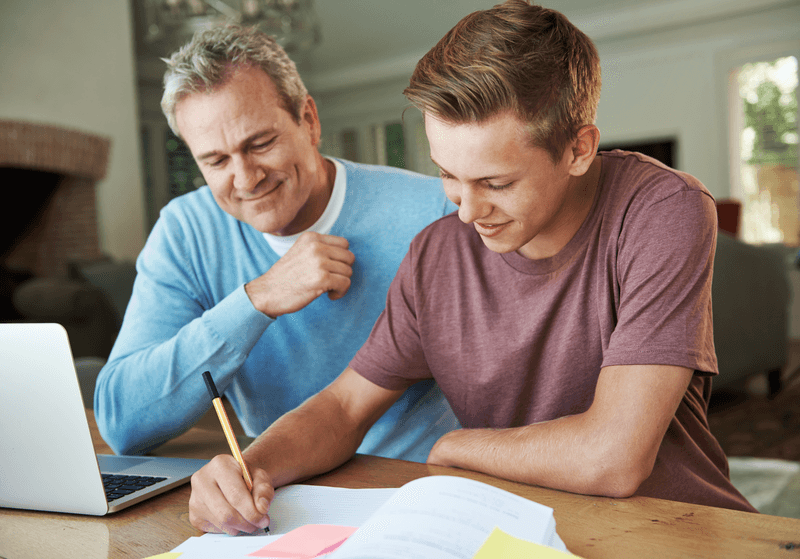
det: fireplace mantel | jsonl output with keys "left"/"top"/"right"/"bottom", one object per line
{"left": 0, "top": 120, "right": 110, "bottom": 180}
{"left": 1, "top": 120, "right": 111, "bottom": 278}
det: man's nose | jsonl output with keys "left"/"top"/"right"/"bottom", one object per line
{"left": 232, "top": 156, "right": 265, "bottom": 192}
{"left": 457, "top": 184, "right": 489, "bottom": 224}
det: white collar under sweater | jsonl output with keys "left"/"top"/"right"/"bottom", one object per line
{"left": 262, "top": 158, "right": 346, "bottom": 257}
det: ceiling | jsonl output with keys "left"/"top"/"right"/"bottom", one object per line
{"left": 298, "top": 0, "right": 644, "bottom": 73}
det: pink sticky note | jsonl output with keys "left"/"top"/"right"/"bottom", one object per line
{"left": 248, "top": 524, "right": 358, "bottom": 558}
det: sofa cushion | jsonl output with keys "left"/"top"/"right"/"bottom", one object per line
{"left": 73, "top": 260, "right": 137, "bottom": 324}
{"left": 12, "top": 278, "right": 104, "bottom": 321}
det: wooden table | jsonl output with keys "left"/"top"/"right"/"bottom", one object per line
{"left": 1, "top": 412, "right": 799, "bottom": 558}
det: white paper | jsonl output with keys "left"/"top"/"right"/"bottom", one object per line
{"left": 172, "top": 533, "right": 281, "bottom": 558}
{"left": 268, "top": 485, "right": 397, "bottom": 535}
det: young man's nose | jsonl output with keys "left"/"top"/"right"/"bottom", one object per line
{"left": 457, "top": 184, "right": 489, "bottom": 224}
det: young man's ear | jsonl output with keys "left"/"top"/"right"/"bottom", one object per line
{"left": 569, "top": 125, "right": 600, "bottom": 176}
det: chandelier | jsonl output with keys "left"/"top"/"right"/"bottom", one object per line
{"left": 141, "top": 0, "right": 322, "bottom": 54}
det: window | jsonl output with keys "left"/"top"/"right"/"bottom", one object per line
{"left": 319, "top": 122, "right": 410, "bottom": 170}
{"left": 731, "top": 56, "right": 799, "bottom": 245}
{"left": 165, "top": 130, "right": 204, "bottom": 200}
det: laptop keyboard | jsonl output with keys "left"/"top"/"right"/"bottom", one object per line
{"left": 102, "top": 473, "right": 167, "bottom": 502}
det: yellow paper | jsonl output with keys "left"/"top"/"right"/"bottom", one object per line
{"left": 472, "top": 527, "right": 579, "bottom": 559}
{"left": 141, "top": 553, "right": 182, "bottom": 559}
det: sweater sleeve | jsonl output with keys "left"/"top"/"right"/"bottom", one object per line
{"left": 94, "top": 206, "right": 273, "bottom": 455}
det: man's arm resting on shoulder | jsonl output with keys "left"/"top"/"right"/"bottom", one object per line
{"left": 427, "top": 364, "right": 693, "bottom": 498}
{"left": 188, "top": 367, "right": 403, "bottom": 535}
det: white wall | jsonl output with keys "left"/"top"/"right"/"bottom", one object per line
{"left": 0, "top": 0, "right": 146, "bottom": 261}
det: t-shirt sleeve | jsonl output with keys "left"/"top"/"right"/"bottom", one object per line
{"left": 602, "top": 185, "right": 719, "bottom": 375}
{"left": 350, "top": 247, "right": 433, "bottom": 390}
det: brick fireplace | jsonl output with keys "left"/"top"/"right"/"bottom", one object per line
{"left": 1, "top": 120, "right": 111, "bottom": 322}
{"left": 1, "top": 120, "right": 110, "bottom": 279}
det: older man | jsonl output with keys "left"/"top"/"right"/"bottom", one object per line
{"left": 94, "top": 25, "right": 458, "bottom": 460}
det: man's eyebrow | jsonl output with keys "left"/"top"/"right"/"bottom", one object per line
{"left": 429, "top": 156, "right": 506, "bottom": 183}
{"left": 195, "top": 129, "right": 276, "bottom": 161}
{"left": 196, "top": 148, "right": 223, "bottom": 162}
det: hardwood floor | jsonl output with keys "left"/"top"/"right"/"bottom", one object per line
{"left": 708, "top": 339, "right": 800, "bottom": 461}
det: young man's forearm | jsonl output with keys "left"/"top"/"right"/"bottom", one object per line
{"left": 242, "top": 367, "right": 403, "bottom": 489}
{"left": 428, "top": 365, "right": 693, "bottom": 498}
{"left": 242, "top": 389, "right": 366, "bottom": 488}
{"left": 427, "top": 413, "right": 650, "bottom": 497}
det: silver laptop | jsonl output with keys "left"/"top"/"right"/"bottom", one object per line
{"left": 0, "top": 323, "right": 208, "bottom": 515}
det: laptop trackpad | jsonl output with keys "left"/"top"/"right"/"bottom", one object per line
{"left": 97, "top": 454, "right": 151, "bottom": 473}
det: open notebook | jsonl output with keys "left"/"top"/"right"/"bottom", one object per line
{"left": 0, "top": 323, "right": 208, "bottom": 515}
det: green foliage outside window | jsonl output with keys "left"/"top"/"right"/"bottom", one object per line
{"left": 385, "top": 122, "right": 407, "bottom": 169}
{"left": 166, "top": 130, "right": 204, "bottom": 199}
{"left": 741, "top": 57, "right": 798, "bottom": 167}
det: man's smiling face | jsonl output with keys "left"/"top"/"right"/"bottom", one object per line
{"left": 175, "top": 65, "right": 323, "bottom": 236}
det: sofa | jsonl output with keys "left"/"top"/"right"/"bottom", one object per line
{"left": 711, "top": 232, "right": 791, "bottom": 394}
{"left": 11, "top": 258, "right": 136, "bottom": 360}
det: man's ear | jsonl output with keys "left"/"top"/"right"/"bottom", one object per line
{"left": 301, "top": 95, "right": 322, "bottom": 146}
{"left": 569, "top": 125, "right": 600, "bottom": 176}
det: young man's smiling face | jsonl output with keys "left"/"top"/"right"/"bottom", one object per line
{"left": 425, "top": 111, "right": 597, "bottom": 260}
{"left": 175, "top": 65, "right": 329, "bottom": 236}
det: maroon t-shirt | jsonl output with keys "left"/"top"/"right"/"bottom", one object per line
{"left": 351, "top": 151, "right": 755, "bottom": 512}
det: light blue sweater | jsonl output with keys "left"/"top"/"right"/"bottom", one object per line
{"left": 95, "top": 159, "right": 459, "bottom": 460}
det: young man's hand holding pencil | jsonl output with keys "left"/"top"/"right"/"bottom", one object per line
{"left": 200, "top": 371, "right": 270, "bottom": 534}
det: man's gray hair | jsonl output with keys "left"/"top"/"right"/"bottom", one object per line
{"left": 161, "top": 24, "right": 308, "bottom": 137}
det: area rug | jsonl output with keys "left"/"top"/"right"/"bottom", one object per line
{"left": 728, "top": 457, "right": 800, "bottom": 519}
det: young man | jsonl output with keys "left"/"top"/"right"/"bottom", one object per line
{"left": 93, "top": 25, "right": 460, "bottom": 461}
{"left": 187, "top": 1, "right": 755, "bottom": 535}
